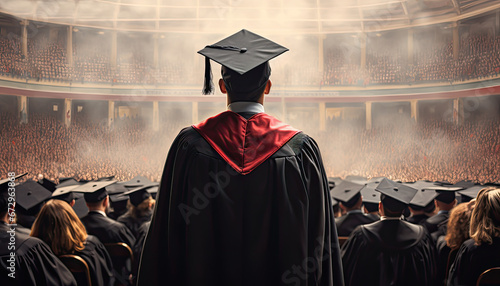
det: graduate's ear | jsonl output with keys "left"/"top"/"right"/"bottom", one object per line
{"left": 264, "top": 80, "right": 272, "bottom": 95}
{"left": 219, "top": 79, "right": 227, "bottom": 94}
{"left": 378, "top": 202, "right": 384, "bottom": 216}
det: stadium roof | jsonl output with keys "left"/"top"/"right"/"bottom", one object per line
{"left": 0, "top": 0, "right": 499, "bottom": 35}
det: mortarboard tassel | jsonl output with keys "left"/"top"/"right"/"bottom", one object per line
{"left": 202, "top": 57, "right": 214, "bottom": 95}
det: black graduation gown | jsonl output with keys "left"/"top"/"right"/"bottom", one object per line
{"left": 407, "top": 214, "right": 430, "bottom": 224}
{"left": 81, "top": 211, "right": 136, "bottom": 247}
{"left": 436, "top": 235, "right": 452, "bottom": 286}
{"left": 0, "top": 222, "right": 77, "bottom": 286}
{"left": 117, "top": 211, "right": 152, "bottom": 239}
{"left": 335, "top": 211, "right": 377, "bottom": 237}
{"left": 81, "top": 211, "right": 136, "bottom": 285}
{"left": 75, "top": 235, "right": 115, "bottom": 286}
{"left": 137, "top": 111, "right": 344, "bottom": 286}
{"left": 341, "top": 219, "right": 437, "bottom": 286}
{"left": 132, "top": 221, "right": 150, "bottom": 283}
{"left": 447, "top": 237, "right": 500, "bottom": 286}
{"left": 422, "top": 212, "right": 449, "bottom": 240}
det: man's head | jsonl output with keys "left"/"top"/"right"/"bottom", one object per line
{"left": 376, "top": 179, "right": 418, "bottom": 218}
{"left": 330, "top": 180, "right": 365, "bottom": 213}
{"left": 86, "top": 195, "right": 109, "bottom": 212}
{"left": 219, "top": 62, "right": 272, "bottom": 103}
{"left": 198, "top": 29, "right": 288, "bottom": 102}
{"left": 434, "top": 190, "right": 458, "bottom": 212}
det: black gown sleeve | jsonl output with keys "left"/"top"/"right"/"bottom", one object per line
{"left": 77, "top": 235, "right": 115, "bottom": 286}
{"left": 1, "top": 236, "right": 77, "bottom": 286}
{"left": 298, "top": 136, "right": 344, "bottom": 286}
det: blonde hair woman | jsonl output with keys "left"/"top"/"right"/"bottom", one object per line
{"left": 31, "top": 199, "right": 115, "bottom": 286}
{"left": 447, "top": 188, "right": 500, "bottom": 286}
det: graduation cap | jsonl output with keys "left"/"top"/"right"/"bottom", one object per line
{"left": 0, "top": 173, "right": 28, "bottom": 212}
{"left": 16, "top": 180, "right": 52, "bottom": 214}
{"left": 38, "top": 178, "right": 57, "bottom": 192}
{"left": 106, "top": 183, "right": 129, "bottom": 195}
{"left": 73, "top": 180, "right": 117, "bottom": 203}
{"left": 328, "top": 177, "right": 342, "bottom": 190}
{"left": 433, "top": 186, "right": 462, "bottom": 204}
{"left": 457, "top": 185, "right": 485, "bottom": 201}
{"left": 119, "top": 176, "right": 154, "bottom": 188}
{"left": 51, "top": 184, "right": 80, "bottom": 204}
{"left": 361, "top": 184, "right": 380, "bottom": 205}
{"left": 97, "top": 175, "right": 115, "bottom": 181}
{"left": 56, "top": 178, "right": 82, "bottom": 188}
{"left": 120, "top": 184, "right": 157, "bottom": 207}
{"left": 376, "top": 179, "right": 418, "bottom": 212}
{"left": 367, "top": 177, "right": 387, "bottom": 185}
{"left": 330, "top": 180, "right": 364, "bottom": 208}
{"left": 408, "top": 189, "right": 438, "bottom": 209}
{"left": 198, "top": 29, "right": 288, "bottom": 96}
{"left": 344, "top": 175, "right": 368, "bottom": 185}
{"left": 361, "top": 184, "right": 381, "bottom": 213}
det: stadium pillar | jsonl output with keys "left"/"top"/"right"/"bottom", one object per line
{"left": 18, "top": 96, "right": 28, "bottom": 124}
{"left": 153, "top": 101, "right": 159, "bottom": 131}
{"left": 108, "top": 100, "right": 115, "bottom": 127}
{"left": 111, "top": 31, "right": 117, "bottom": 68}
{"left": 453, "top": 23, "right": 459, "bottom": 61}
{"left": 67, "top": 26, "right": 73, "bottom": 66}
{"left": 318, "top": 34, "right": 325, "bottom": 75}
{"left": 410, "top": 99, "right": 418, "bottom": 123}
{"left": 192, "top": 102, "right": 198, "bottom": 124}
{"left": 1, "top": 27, "right": 7, "bottom": 37}
{"left": 319, "top": 102, "right": 326, "bottom": 131}
{"left": 153, "top": 35, "right": 159, "bottom": 69}
{"left": 21, "top": 20, "right": 28, "bottom": 59}
{"left": 64, "top": 98, "right": 72, "bottom": 128}
{"left": 453, "top": 98, "right": 464, "bottom": 125}
{"left": 360, "top": 33, "right": 367, "bottom": 69}
{"left": 407, "top": 29, "right": 414, "bottom": 65}
{"left": 365, "top": 101, "right": 372, "bottom": 130}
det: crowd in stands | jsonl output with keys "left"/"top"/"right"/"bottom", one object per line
{"left": 323, "top": 34, "right": 500, "bottom": 86}
{"left": 1, "top": 110, "right": 499, "bottom": 185}
{"left": 1, "top": 30, "right": 500, "bottom": 87}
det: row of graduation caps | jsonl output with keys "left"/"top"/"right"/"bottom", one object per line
{"left": 329, "top": 175, "right": 490, "bottom": 210}
{"left": 1, "top": 174, "right": 158, "bottom": 219}
{"left": 2, "top": 173, "right": 491, "bottom": 220}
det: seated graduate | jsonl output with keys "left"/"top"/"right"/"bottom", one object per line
{"left": 0, "top": 174, "right": 77, "bottom": 286}
{"left": 407, "top": 189, "right": 437, "bottom": 224}
{"left": 30, "top": 199, "right": 115, "bottom": 286}
{"left": 79, "top": 181, "right": 136, "bottom": 285}
{"left": 14, "top": 180, "right": 52, "bottom": 229}
{"left": 360, "top": 183, "right": 381, "bottom": 220}
{"left": 341, "top": 179, "right": 437, "bottom": 286}
{"left": 331, "top": 180, "right": 377, "bottom": 236}
{"left": 117, "top": 185, "right": 156, "bottom": 239}
{"left": 421, "top": 189, "right": 458, "bottom": 241}
{"left": 78, "top": 181, "right": 136, "bottom": 247}
{"left": 132, "top": 221, "right": 150, "bottom": 284}
{"left": 447, "top": 187, "right": 500, "bottom": 286}
{"left": 434, "top": 202, "right": 473, "bottom": 286}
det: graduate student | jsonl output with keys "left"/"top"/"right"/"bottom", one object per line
{"left": 0, "top": 174, "right": 76, "bottom": 286}
{"left": 331, "top": 180, "right": 377, "bottom": 236}
{"left": 447, "top": 187, "right": 500, "bottom": 286}
{"left": 341, "top": 179, "right": 437, "bottom": 286}
{"left": 31, "top": 199, "right": 115, "bottom": 286}
{"left": 137, "top": 29, "right": 344, "bottom": 286}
